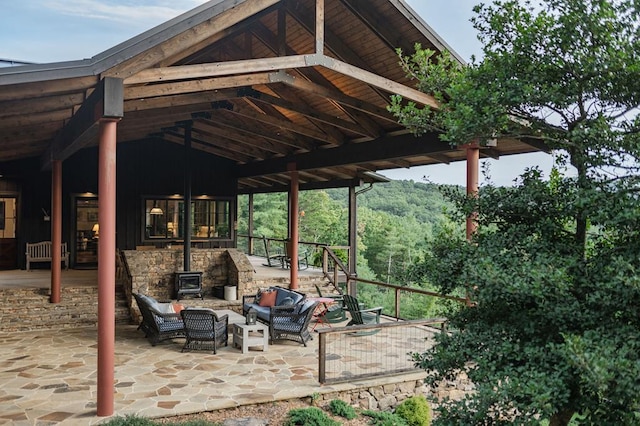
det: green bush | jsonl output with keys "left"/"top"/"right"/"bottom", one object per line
{"left": 103, "top": 415, "right": 219, "bottom": 426}
{"left": 394, "top": 396, "right": 431, "bottom": 426}
{"left": 103, "top": 415, "right": 158, "bottom": 426}
{"left": 328, "top": 399, "right": 357, "bottom": 420}
{"left": 284, "top": 407, "right": 341, "bottom": 426}
{"left": 362, "top": 410, "right": 409, "bottom": 426}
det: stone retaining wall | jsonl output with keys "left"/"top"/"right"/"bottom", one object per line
{"left": 312, "top": 372, "right": 473, "bottom": 412}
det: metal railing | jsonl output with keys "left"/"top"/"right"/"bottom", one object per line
{"left": 316, "top": 318, "right": 446, "bottom": 384}
{"left": 320, "top": 246, "right": 467, "bottom": 319}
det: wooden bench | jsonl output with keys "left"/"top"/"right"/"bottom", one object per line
{"left": 25, "top": 241, "right": 69, "bottom": 271}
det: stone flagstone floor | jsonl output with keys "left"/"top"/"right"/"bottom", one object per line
{"left": 0, "top": 322, "right": 428, "bottom": 425}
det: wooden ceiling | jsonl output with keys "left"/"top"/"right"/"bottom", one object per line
{"left": 0, "top": 0, "right": 546, "bottom": 193}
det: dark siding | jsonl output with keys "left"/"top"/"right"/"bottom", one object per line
{"left": 10, "top": 138, "right": 239, "bottom": 268}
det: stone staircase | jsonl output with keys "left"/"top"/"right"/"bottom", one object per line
{"left": 0, "top": 284, "right": 131, "bottom": 333}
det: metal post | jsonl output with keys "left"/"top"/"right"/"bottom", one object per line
{"left": 248, "top": 193, "right": 254, "bottom": 254}
{"left": 183, "top": 122, "right": 192, "bottom": 272}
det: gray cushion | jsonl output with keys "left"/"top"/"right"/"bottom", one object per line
{"left": 296, "top": 299, "right": 316, "bottom": 314}
{"left": 275, "top": 288, "right": 303, "bottom": 305}
{"left": 279, "top": 296, "right": 294, "bottom": 306}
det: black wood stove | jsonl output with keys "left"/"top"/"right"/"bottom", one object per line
{"left": 174, "top": 271, "right": 203, "bottom": 300}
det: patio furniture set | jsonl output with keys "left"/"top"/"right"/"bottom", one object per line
{"left": 134, "top": 285, "right": 383, "bottom": 353}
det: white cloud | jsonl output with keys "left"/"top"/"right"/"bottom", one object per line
{"left": 43, "top": 0, "right": 205, "bottom": 26}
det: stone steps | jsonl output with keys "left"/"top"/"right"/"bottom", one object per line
{"left": 0, "top": 285, "right": 131, "bottom": 333}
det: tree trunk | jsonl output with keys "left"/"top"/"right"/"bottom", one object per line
{"left": 570, "top": 147, "right": 588, "bottom": 253}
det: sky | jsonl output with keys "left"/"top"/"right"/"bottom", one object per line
{"left": 0, "top": 0, "right": 555, "bottom": 186}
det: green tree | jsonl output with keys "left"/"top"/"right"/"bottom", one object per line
{"left": 390, "top": 0, "right": 640, "bottom": 424}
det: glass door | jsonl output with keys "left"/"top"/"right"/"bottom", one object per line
{"left": 75, "top": 197, "right": 99, "bottom": 267}
{"left": 0, "top": 196, "right": 17, "bottom": 269}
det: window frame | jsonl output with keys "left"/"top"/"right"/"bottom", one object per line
{"left": 142, "top": 196, "right": 233, "bottom": 243}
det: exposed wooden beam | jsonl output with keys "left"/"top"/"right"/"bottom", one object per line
{"left": 161, "top": 131, "right": 253, "bottom": 163}
{"left": 238, "top": 176, "right": 365, "bottom": 194}
{"left": 200, "top": 111, "right": 312, "bottom": 152}
{"left": 0, "top": 109, "right": 72, "bottom": 128}
{"left": 480, "top": 147, "right": 500, "bottom": 160}
{"left": 0, "top": 75, "right": 97, "bottom": 102}
{"left": 251, "top": 91, "right": 369, "bottom": 136}
{"left": 247, "top": 23, "right": 384, "bottom": 138}
{"left": 124, "top": 73, "right": 272, "bottom": 100}
{"left": 193, "top": 118, "right": 287, "bottom": 157}
{"left": 236, "top": 131, "right": 444, "bottom": 177}
{"left": 225, "top": 106, "right": 336, "bottom": 145}
{"left": 269, "top": 70, "right": 396, "bottom": 123}
{"left": 339, "top": 0, "right": 415, "bottom": 54}
{"left": 123, "top": 55, "right": 311, "bottom": 85}
{"left": 0, "top": 92, "right": 86, "bottom": 119}
{"left": 318, "top": 56, "right": 439, "bottom": 108}
{"left": 284, "top": 0, "right": 390, "bottom": 106}
{"left": 184, "top": 124, "right": 275, "bottom": 160}
{"left": 124, "top": 89, "right": 237, "bottom": 112}
{"left": 103, "top": 0, "right": 281, "bottom": 80}
{"left": 41, "top": 77, "right": 123, "bottom": 170}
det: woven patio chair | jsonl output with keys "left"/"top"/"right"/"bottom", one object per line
{"left": 269, "top": 300, "right": 319, "bottom": 346}
{"left": 180, "top": 308, "right": 229, "bottom": 354}
{"left": 133, "top": 293, "right": 185, "bottom": 346}
{"left": 342, "top": 294, "right": 383, "bottom": 336}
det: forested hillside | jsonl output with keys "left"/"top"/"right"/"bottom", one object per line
{"left": 238, "top": 180, "right": 460, "bottom": 284}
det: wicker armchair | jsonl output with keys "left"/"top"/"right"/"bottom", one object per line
{"left": 269, "top": 300, "right": 319, "bottom": 346}
{"left": 180, "top": 309, "right": 229, "bottom": 354}
{"left": 133, "top": 293, "right": 185, "bottom": 346}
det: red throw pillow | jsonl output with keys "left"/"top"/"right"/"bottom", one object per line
{"left": 258, "top": 290, "right": 277, "bottom": 307}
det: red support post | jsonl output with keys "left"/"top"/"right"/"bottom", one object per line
{"left": 97, "top": 119, "right": 117, "bottom": 417}
{"left": 50, "top": 160, "right": 62, "bottom": 303}
{"left": 466, "top": 143, "right": 480, "bottom": 240}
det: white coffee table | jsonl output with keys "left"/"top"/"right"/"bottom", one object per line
{"left": 233, "top": 322, "right": 269, "bottom": 354}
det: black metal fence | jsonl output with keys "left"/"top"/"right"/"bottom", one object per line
{"left": 316, "top": 318, "right": 446, "bottom": 384}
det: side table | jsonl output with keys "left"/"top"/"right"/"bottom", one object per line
{"left": 233, "top": 322, "right": 269, "bottom": 354}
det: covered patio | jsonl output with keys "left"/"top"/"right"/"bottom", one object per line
{"left": 0, "top": 0, "right": 546, "bottom": 418}
{"left": 0, "top": 316, "right": 434, "bottom": 424}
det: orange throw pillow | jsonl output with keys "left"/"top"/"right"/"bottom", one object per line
{"left": 172, "top": 303, "right": 185, "bottom": 314}
{"left": 258, "top": 290, "right": 277, "bottom": 307}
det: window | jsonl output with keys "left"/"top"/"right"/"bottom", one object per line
{"left": 144, "top": 197, "right": 231, "bottom": 241}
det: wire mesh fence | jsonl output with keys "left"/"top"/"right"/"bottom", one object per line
{"left": 317, "top": 318, "right": 445, "bottom": 384}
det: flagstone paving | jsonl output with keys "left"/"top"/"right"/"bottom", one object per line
{"left": 0, "top": 324, "right": 427, "bottom": 425}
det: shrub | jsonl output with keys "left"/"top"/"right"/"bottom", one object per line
{"left": 362, "top": 410, "right": 409, "bottom": 426}
{"left": 394, "top": 396, "right": 431, "bottom": 426}
{"left": 103, "top": 415, "right": 157, "bottom": 426}
{"left": 284, "top": 407, "right": 341, "bottom": 426}
{"left": 103, "top": 415, "right": 219, "bottom": 426}
{"left": 328, "top": 399, "right": 358, "bottom": 420}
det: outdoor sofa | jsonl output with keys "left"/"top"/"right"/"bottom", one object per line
{"left": 242, "top": 285, "right": 306, "bottom": 324}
